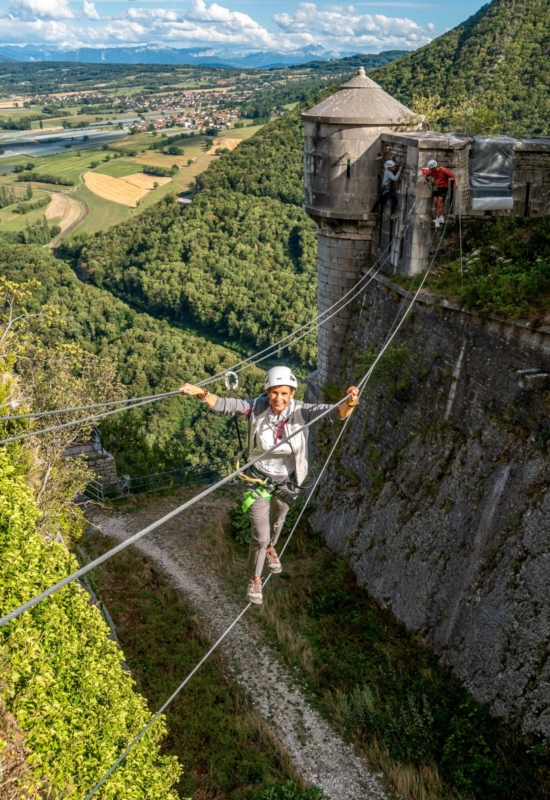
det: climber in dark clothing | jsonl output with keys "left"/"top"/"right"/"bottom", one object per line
{"left": 372, "top": 159, "right": 403, "bottom": 220}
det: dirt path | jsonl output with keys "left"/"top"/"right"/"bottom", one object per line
{"left": 45, "top": 191, "right": 82, "bottom": 232}
{"left": 93, "top": 496, "right": 388, "bottom": 800}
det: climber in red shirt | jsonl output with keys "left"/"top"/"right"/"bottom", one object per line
{"left": 424, "top": 160, "right": 458, "bottom": 227}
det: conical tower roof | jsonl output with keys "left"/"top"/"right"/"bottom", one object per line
{"left": 302, "top": 67, "right": 412, "bottom": 125}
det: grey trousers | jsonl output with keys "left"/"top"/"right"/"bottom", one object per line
{"left": 247, "top": 493, "right": 290, "bottom": 577}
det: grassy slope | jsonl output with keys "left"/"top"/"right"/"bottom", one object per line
{"left": 224, "top": 501, "right": 550, "bottom": 800}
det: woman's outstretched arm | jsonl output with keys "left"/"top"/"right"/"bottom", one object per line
{"left": 179, "top": 382, "right": 219, "bottom": 408}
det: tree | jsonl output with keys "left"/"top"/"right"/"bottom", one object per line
{"left": 26, "top": 184, "right": 33, "bottom": 200}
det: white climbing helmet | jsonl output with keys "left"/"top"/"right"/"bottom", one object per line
{"left": 385, "top": 159, "right": 396, "bottom": 168}
{"left": 265, "top": 366, "right": 298, "bottom": 391}
{"left": 427, "top": 159, "right": 438, "bottom": 169}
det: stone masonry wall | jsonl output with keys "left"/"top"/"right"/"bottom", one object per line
{"left": 63, "top": 441, "right": 118, "bottom": 486}
{"left": 310, "top": 275, "right": 550, "bottom": 741}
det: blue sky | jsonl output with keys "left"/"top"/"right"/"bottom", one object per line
{"left": 0, "top": 0, "right": 490, "bottom": 52}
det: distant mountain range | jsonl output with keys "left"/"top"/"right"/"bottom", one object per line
{"left": 0, "top": 43, "right": 372, "bottom": 69}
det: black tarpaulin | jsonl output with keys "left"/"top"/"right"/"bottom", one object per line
{"left": 469, "top": 135, "right": 516, "bottom": 210}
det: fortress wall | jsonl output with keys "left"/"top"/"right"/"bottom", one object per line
{"left": 310, "top": 276, "right": 550, "bottom": 740}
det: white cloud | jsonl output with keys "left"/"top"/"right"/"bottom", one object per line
{"left": 9, "top": 0, "right": 74, "bottom": 19}
{"left": 0, "top": 0, "right": 434, "bottom": 52}
{"left": 82, "top": 0, "right": 99, "bottom": 20}
{"left": 274, "top": 3, "right": 432, "bottom": 48}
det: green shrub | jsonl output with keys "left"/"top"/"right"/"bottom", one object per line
{"left": 0, "top": 446, "right": 181, "bottom": 798}
{"left": 16, "top": 172, "right": 73, "bottom": 186}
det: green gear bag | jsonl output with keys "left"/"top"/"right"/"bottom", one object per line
{"left": 242, "top": 485, "right": 272, "bottom": 512}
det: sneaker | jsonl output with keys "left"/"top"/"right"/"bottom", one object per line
{"left": 438, "top": 215, "right": 445, "bottom": 224}
{"left": 247, "top": 576, "right": 263, "bottom": 605}
{"left": 434, "top": 218, "right": 440, "bottom": 228}
{"left": 266, "top": 546, "right": 282, "bottom": 574}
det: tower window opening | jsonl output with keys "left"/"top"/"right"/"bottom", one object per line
{"left": 524, "top": 182, "right": 531, "bottom": 217}
{"left": 346, "top": 158, "right": 351, "bottom": 179}
{"left": 313, "top": 155, "right": 317, "bottom": 177}
{"left": 400, "top": 191, "right": 408, "bottom": 260}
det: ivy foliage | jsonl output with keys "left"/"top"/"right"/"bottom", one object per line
{"left": 0, "top": 443, "right": 181, "bottom": 798}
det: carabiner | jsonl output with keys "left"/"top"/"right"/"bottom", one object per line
{"left": 224, "top": 370, "right": 239, "bottom": 393}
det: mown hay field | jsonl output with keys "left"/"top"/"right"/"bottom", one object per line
{"left": 83, "top": 171, "right": 142, "bottom": 206}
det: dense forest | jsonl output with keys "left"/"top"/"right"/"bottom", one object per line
{"left": 77, "top": 106, "right": 316, "bottom": 362}
{"left": 0, "top": 243, "right": 263, "bottom": 476}
{"left": 371, "top": 0, "right": 550, "bottom": 135}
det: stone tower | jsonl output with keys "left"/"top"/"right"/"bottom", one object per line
{"left": 302, "top": 67, "right": 413, "bottom": 391}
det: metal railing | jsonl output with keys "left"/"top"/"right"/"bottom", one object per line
{"left": 85, "top": 460, "right": 233, "bottom": 503}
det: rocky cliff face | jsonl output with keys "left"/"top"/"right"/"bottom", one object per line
{"left": 310, "top": 274, "right": 550, "bottom": 741}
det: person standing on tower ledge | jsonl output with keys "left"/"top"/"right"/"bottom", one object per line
{"left": 180, "top": 367, "right": 359, "bottom": 606}
{"left": 372, "top": 159, "right": 403, "bottom": 220}
{"left": 424, "top": 159, "right": 459, "bottom": 227}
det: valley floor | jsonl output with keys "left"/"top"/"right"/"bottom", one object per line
{"left": 91, "top": 489, "right": 389, "bottom": 800}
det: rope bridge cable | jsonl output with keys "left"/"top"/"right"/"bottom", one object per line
{"left": 0, "top": 259, "right": 385, "bottom": 449}
{"left": 0, "top": 209, "right": 450, "bottom": 630}
{"left": 198, "top": 198, "right": 420, "bottom": 388}
{"left": 0, "top": 199, "right": 420, "bottom": 441}
{"left": 81, "top": 210, "right": 439, "bottom": 798}
{"left": 0, "top": 390, "right": 180, "bottom": 424}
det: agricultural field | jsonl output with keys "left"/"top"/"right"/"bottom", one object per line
{"left": 0, "top": 122, "right": 265, "bottom": 237}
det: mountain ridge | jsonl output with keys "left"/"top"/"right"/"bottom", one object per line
{"left": 371, "top": 0, "right": 549, "bottom": 134}
{"left": 0, "top": 43, "right": 404, "bottom": 70}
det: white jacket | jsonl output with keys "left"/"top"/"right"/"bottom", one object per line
{"left": 210, "top": 395, "right": 340, "bottom": 486}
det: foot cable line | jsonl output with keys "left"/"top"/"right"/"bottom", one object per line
{"left": 0, "top": 199, "right": 419, "bottom": 434}
{"left": 82, "top": 209, "right": 444, "bottom": 800}
{"left": 83, "top": 378, "right": 361, "bottom": 800}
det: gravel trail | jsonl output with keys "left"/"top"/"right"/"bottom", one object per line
{"left": 94, "top": 495, "right": 388, "bottom": 800}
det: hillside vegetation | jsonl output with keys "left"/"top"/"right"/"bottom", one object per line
{"left": 0, "top": 243, "right": 262, "bottom": 475}
{"left": 371, "top": 0, "right": 550, "bottom": 135}
{"left": 0, "top": 287, "right": 181, "bottom": 797}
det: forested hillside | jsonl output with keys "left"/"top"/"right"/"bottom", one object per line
{"left": 1, "top": 243, "right": 262, "bottom": 475}
{"left": 371, "top": 0, "right": 549, "bottom": 135}
{"left": 77, "top": 107, "right": 317, "bottom": 363}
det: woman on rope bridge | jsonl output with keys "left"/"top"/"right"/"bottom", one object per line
{"left": 180, "top": 367, "right": 359, "bottom": 605}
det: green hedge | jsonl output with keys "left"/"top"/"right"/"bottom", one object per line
{"left": 0, "top": 445, "right": 181, "bottom": 798}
